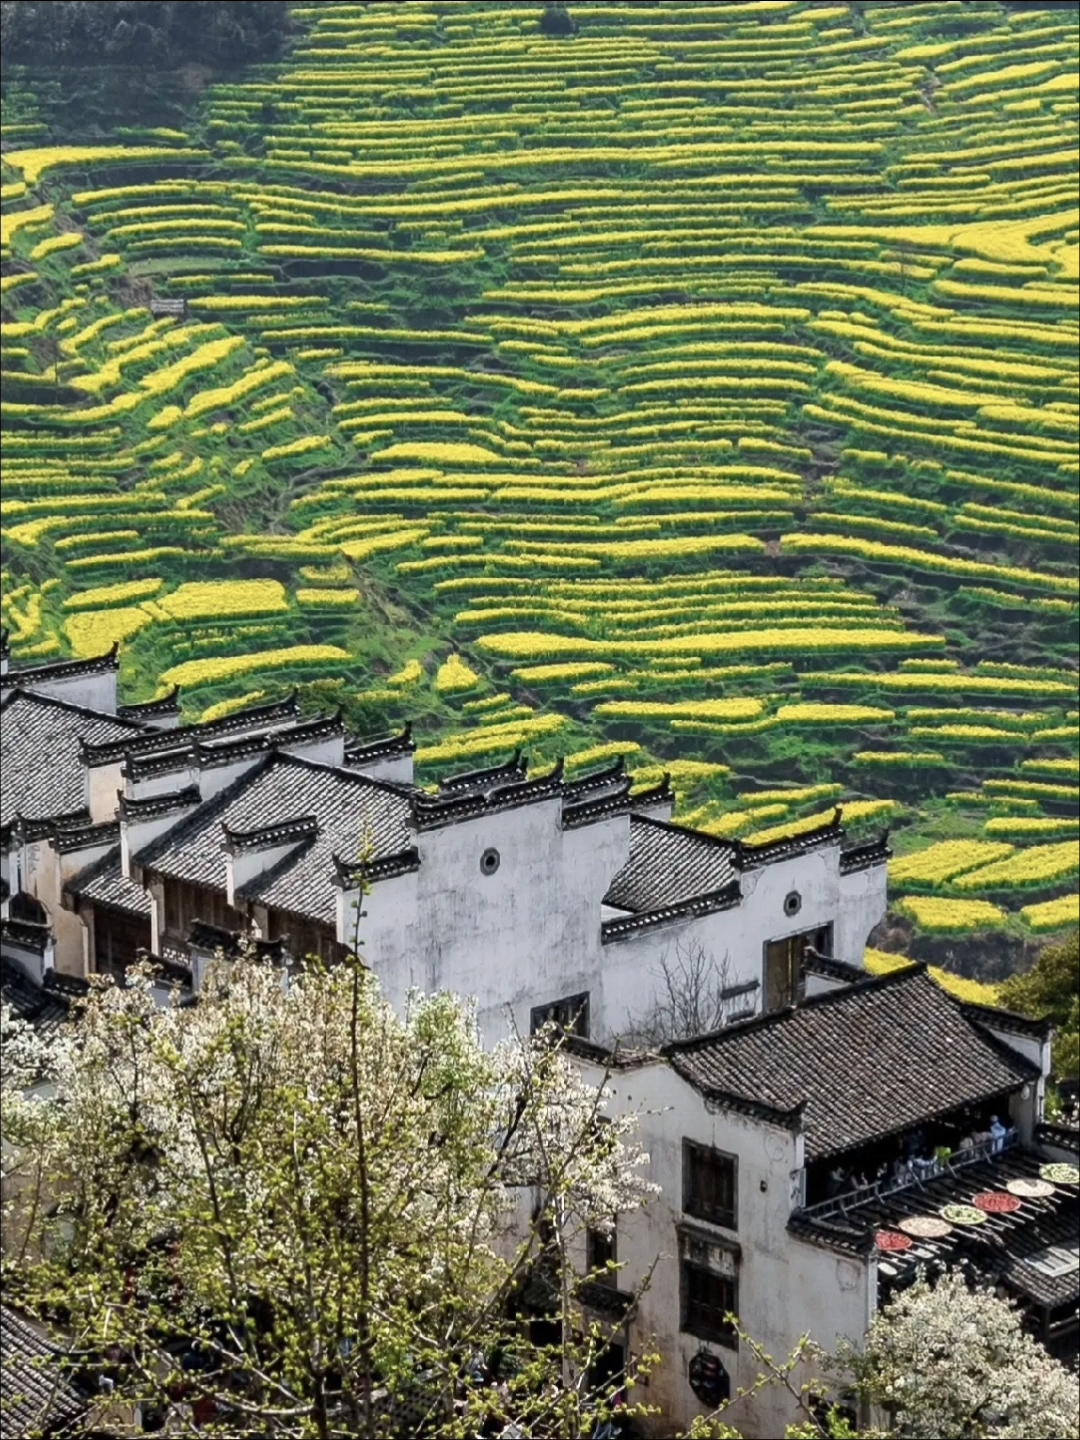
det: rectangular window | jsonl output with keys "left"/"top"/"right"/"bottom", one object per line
{"left": 682, "top": 1261, "right": 737, "bottom": 1347}
{"left": 531, "top": 991, "right": 590, "bottom": 1039}
{"left": 586, "top": 1225, "right": 617, "bottom": 1285}
{"left": 683, "top": 1140, "right": 738, "bottom": 1230}
{"left": 764, "top": 924, "right": 833, "bottom": 1011}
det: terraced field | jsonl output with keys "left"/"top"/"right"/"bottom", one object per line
{"left": 2, "top": 0, "right": 1077, "bottom": 970}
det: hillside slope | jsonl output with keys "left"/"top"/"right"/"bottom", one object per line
{"left": 1, "top": 0, "right": 1077, "bottom": 970}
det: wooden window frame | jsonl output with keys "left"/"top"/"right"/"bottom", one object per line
{"left": 683, "top": 1139, "right": 738, "bottom": 1231}
{"left": 530, "top": 991, "right": 590, "bottom": 1039}
{"left": 681, "top": 1260, "right": 738, "bottom": 1349}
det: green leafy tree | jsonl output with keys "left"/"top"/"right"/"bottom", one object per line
{"left": 0, "top": 1, "right": 291, "bottom": 71}
{"left": 1, "top": 954, "right": 659, "bottom": 1438}
{"left": 999, "top": 930, "right": 1080, "bottom": 1081}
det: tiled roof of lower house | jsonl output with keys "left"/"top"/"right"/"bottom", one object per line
{"left": 790, "top": 1146, "right": 1079, "bottom": 1312}
{"left": 0, "top": 690, "right": 141, "bottom": 829}
{"left": 0, "top": 1306, "right": 88, "bottom": 1439}
{"left": 65, "top": 847, "right": 153, "bottom": 917}
{"left": 666, "top": 966, "right": 1036, "bottom": 1162}
{"left": 604, "top": 815, "right": 737, "bottom": 914}
{"left": 136, "top": 753, "right": 413, "bottom": 927}
{"left": 1, "top": 961, "right": 77, "bottom": 1036}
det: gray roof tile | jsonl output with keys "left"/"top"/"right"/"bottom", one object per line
{"left": 0, "top": 1305, "right": 88, "bottom": 1438}
{"left": 1, "top": 690, "right": 141, "bottom": 828}
{"left": 791, "top": 1147, "right": 1078, "bottom": 1311}
{"left": 604, "top": 815, "right": 736, "bottom": 913}
{"left": 667, "top": 967, "right": 1036, "bottom": 1161}
{"left": 138, "top": 754, "right": 413, "bottom": 927}
{"left": 66, "top": 847, "right": 153, "bottom": 917}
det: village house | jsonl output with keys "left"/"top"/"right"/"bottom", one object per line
{"left": 569, "top": 964, "right": 1078, "bottom": 1437}
{"left": 2, "top": 639, "right": 1077, "bottom": 1437}
{"left": 2, "top": 639, "right": 889, "bottom": 1048}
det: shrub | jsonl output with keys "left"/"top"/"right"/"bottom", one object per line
{"left": 775, "top": 703, "right": 895, "bottom": 724}
{"left": 540, "top": 3, "right": 577, "bottom": 37}
{"left": 296, "top": 588, "right": 360, "bottom": 607}
{"left": 952, "top": 841, "right": 1080, "bottom": 892}
{"left": 511, "top": 662, "right": 615, "bottom": 684}
{"left": 63, "top": 578, "right": 164, "bottom": 610}
{"left": 746, "top": 800, "right": 897, "bottom": 846}
{"left": 984, "top": 817, "right": 1079, "bottom": 839}
{"left": 595, "top": 697, "right": 764, "bottom": 724}
{"left": 415, "top": 714, "right": 566, "bottom": 766}
{"left": 387, "top": 659, "right": 423, "bottom": 688}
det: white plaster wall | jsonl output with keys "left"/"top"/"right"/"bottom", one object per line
{"left": 25, "top": 840, "right": 106, "bottom": 976}
{"left": 737, "top": 848, "right": 841, "bottom": 958}
{"left": 589, "top": 1061, "right": 872, "bottom": 1439}
{"left": 345, "top": 807, "right": 631, "bottom": 1047}
{"left": 86, "top": 761, "right": 125, "bottom": 824}
{"left": 25, "top": 670, "right": 117, "bottom": 714}
{"left": 604, "top": 848, "right": 854, "bottom": 1039}
{"left": 346, "top": 753, "right": 414, "bottom": 786}
{"left": 600, "top": 906, "right": 764, "bottom": 1043}
{"left": 279, "top": 734, "right": 345, "bottom": 768}
{"left": 226, "top": 838, "right": 308, "bottom": 908}
{"left": 350, "top": 818, "right": 878, "bottom": 1049}
{"left": 121, "top": 804, "right": 200, "bottom": 878}
{"left": 125, "top": 762, "right": 200, "bottom": 802}
{"left": 835, "top": 863, "right": 888, "bottom": 965}
{"left": 197, "top": 753, "right": 271, "bottom": 800}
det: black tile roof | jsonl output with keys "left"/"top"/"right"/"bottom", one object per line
{"left": 345, "top": 724, "right": 416, "bottom": 765}
{"left": 665, "top": 966, "right": 1037, "bottom": 1162}
{"left": 604, "top": 814, "right": 737, "bottom": 914}
{"left": 791, "top": 1147, "right": 1079, "bottom": 1312}
{"left": 0, "top": 961, "right": 73, "bottom": 1037}
{"left": 438, "top": 750, "right": 527, "bottom": 795}
{"left": 0, "top": 1305, "right": 89, "bottom": 1439}
{"left": 1, "top": 690, "right": 141, "bottom": 829}
{"left": 116, "top": 685, "right": 181, "bottom": 721}
{"left": 804, "top": 954, "right": 867, "bottom": 986}
{"left": 137, "top": 754, "right": 413, "bottom": 927}
{"left": 81, "top": 692, "right": 302, "bottom": 767}
{"left": 732, "top": 809, "right": 844, "bottom": 871}
{"left": 65, "top": 847, "right": 153, "bottom": 917}
{"left": 2, "top": 646, "right": 118, "bottom": 688}
{"left": 411, "top": 759, "right": 566, "bottom": 831}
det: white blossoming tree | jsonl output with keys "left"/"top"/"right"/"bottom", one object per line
{"left": 0, "top": 953, "right": 660, "bottom": 1439}
{"left": 844, "top": 1269, "right": 1079, "bottom": 1440}
{"left": 681, "top": 1271, "right": 1078, "bottom": 1440}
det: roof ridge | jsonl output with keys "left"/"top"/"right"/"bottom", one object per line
{"left": 271, "top": 747, "right": 413, "bottom": 797}
{"left": 133, "top": 751, "right": 278, "bottom": 870}
{"left": 62, "top": 842, "right": 123, "bottom": 892}
{"left": 663, "top": 961, "right": 926, "bottom": 1054}
{"left": 630, "top": 811, "right": 736, "bottom": 850}
{"left": 0, "top": 685, "right": 142, "bottom": 729}
{"left": 959, "top": 998, "right": 1054, "bottom": 1039}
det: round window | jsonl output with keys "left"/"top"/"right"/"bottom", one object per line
{"left": 480, "top": 847, "right": 501, "bottom": 876}
{"left": 688, "top": 1349, "right": 729, "bottom": 1407}
{"left": 784, "top": 890, "right": 802, "bottom": 917}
